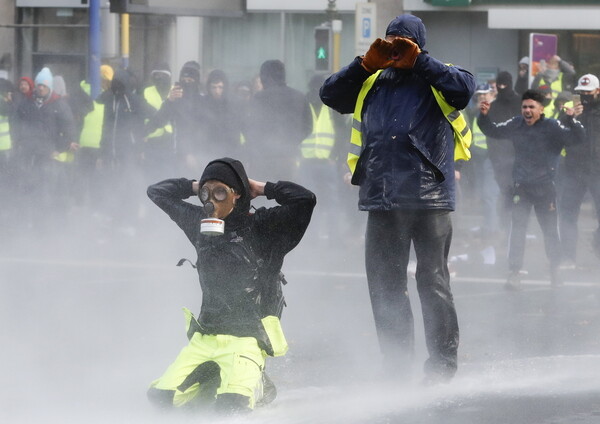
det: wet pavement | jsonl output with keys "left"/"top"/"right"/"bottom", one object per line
{"left": 1, "top": 204, "right": 599, "bottom": 423}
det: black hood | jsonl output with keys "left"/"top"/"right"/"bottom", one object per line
{"left": 111, "top": 69, "right": 135, "bottom": 96}
{"left": 201, "top": 157, "right": 251, "bottom": 215}
{"left": 385, "top": 14, "right": 426, "bottom": 49}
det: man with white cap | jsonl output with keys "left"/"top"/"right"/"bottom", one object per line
{"left": 558, "top": 74, "right": 600, "bottom": 265}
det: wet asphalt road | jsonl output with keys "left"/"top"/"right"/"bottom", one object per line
{"left": 1, "top": 205, "right": 599, "bottom": 424}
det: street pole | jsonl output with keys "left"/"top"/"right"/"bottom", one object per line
{"left": 326, "top": 0, "right": 342, "bottom": 73}
{"left": 121, "top": 13, "right": 130, "bottom": 69}
{"left": 88, "top": 0, "right": 101, "bottom": 99}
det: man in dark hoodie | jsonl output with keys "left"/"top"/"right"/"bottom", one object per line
{"left": 146, "top": 157, "right": 315, "bottom": 413}
{"left": 145, "top": 61, "right": 208, "bottom": 174}
{"left": 320, "top": 14, "right": 476, "bottom": 383}
{"left": 487, "top": 70, "right": 521, "bottom": 231}
{"left": 96, "top": 68, "right": 153, "bottom": 230}
{"left": 244, "top": 60, "right": 311, "bottom": 181}
{"left": 202, "top": 69, "right": 244, "bottom": 159}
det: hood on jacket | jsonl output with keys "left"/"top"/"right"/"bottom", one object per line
{"left": 179, "top": 61, "right": 201, "bottom": 83}
{"left": 111, "top": 69, "right": 135, "bottom": 97}
{"left": 19, "top": 77, "right": 34, "bottom": 97}
{"left": 200, "top": 157, "right": 251, "bottom": 215}
{"left": 385, "top": 14, "right": 426, "bottom": 49}
{"left": 35, "top": 67, "right": 54, "bottom": 92}
{"left": 260, "top": 60, "right": 286, "bottom": 88}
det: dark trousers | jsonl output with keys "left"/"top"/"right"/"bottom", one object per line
{"left": 508, "top": 182, "right": 561, "bottom": 271}
{"left": 365, "top": 209, "right": 459, "bottom": 377}
{"left": 558, "top": 172, "right": 600, "bottom": 261}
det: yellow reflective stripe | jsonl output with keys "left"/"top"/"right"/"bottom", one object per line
{"left": 348, "top": 70, "right": 382, "bottom": 174}
{"left": 53, "top": 151, "right": 75, "bottom": 163}
{"left": 0, "top": 116, "right": 11, "bottom": 150}
{"left": 471, "top": 117, "right": 487, "bottom": 149}
{"left": 430, "top": 85, "right": 471, "bottom": 161}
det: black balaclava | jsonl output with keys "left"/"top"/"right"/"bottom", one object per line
{"left": 179, "top": 61, "right": 201, "bottom": 94}
{"left": 151, "top": 62, "right": 172, "bottom": 98}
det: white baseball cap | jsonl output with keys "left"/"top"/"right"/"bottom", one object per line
{"left": 575, "top": 74, "right": 600, "bottom": 92}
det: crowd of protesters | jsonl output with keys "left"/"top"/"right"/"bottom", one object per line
{"left": 459, "top": 56, "right": 600, "bottom": 288}
{"left": 1, "top": 54, "right": 599, "bottom": 282}
{"left": 0, "top": 60, "right": 356, "bottom": 244}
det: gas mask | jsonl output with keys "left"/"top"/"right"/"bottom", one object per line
{"left": 198, "top": 182, "right": 238, "bottom": 236}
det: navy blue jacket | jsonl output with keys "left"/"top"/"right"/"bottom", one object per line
{"left": 478, "top": 113, "right": 584, "bottom": 186}
{"left": 320, "top": 50, "right": 474, "bottom": 211}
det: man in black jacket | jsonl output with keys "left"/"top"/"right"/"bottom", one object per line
{"left": 243, "top": 60, "right": 312, "bottom": 181}
{"left": 145, "top": 61, "right": 208, "bottom": 174}
{"left": 146, "top": 157, "right": 315, "bottom": 413}
{"left": 479, "top": 90, "right": 584, "bottom": 290}
{"left": 487, "top": 71, "right": 522, "bottom": 231}
{"left": 558, "top": 74, "right": 600, "bottom": 266}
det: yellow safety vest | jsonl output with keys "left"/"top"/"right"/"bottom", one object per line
{"left": 472, "top": 117, "right": 487, "bottom": 149}
{"left": 300, "top": 104, "right": 336, "bottom": 159}
{"left": 348, "top": 69, "right": 471, "bottom": 175}
{"left": 144, "top": 85, "right": 173, "bottom": 139}
{"left": 78, "top": 81, "right": 104, "bottom": 149}
{"left": 0, "top": 114, "right": 11, "bottom": 151}
{"left": 539, "top": 73, "right": 563, "bottom": 118}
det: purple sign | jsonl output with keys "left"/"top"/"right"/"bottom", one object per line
{"left": 529, "top": 33, "right": 558, "bottom": 84}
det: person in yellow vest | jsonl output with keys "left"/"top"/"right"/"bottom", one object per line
{"left": 0, "top": 78, "right": 15, "bottom": 231}
{"left": 320, "top": 14, "right": 476, "bottom": 384}
{"left": 75, "top": 64, "right": 113, "bottom": 209}
{"left": 465, "top": 83, "right": 500, "bottom": 243}
{"left": 143, "top": 62, "right": 174, "bottom": 181}
{"left": 298, "top": 74, "right": 346, "bottom": 243}
{"left": 532, "top": 55, "right": 576, "bottom": 118}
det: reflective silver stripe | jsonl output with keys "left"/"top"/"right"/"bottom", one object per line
{"left": 348, "top": 143, "right": 361, "bottom": 156}
{"left": 460, "top": 125, "right": 469, "bottom": 137}
{"left": 352, "top": 118, "right": 361, "bottom": 131}
{"left": 0, "top": 131, "right": 9, "bottom": 137}
{"left": 447, "top": 110, "right": 460, "bottom": 122}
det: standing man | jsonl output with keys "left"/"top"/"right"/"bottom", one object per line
{"left": 146, "top": 158, "right": 315, "bottom": 413}
{"left": 558, "top": 74, "right": 600, "bottom": 265}
{"left": 478, "top": 90, "right": 584, "bottom": 289}
{"left": 244, "top": 60, "right": 312, "bottom": 181}
{"left": 320, "top": 14, "right": 476, "bottom": 383}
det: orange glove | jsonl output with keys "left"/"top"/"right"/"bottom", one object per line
{"left": 390, "top": 38, "right": 421, "bottom": 69}
{"left": 361, "top": 38, "right": 394, "bottom": 73}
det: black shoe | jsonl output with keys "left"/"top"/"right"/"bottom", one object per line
{"left": 505, "top": 271, "right": 522, "bottom": 291}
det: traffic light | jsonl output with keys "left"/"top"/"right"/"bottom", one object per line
{"left": 314, "top": 26, "right": 332, "bottom": 72}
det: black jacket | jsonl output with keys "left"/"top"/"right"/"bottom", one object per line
{"left": 97, "top": 69, "right": 153, "bottom": 163}
{"left": 147, "top": 159, "right": 315, "bottom": 353}
{"left": 14, "top": 92, "right": 76, "bottom": 156}
{"left": 478, "top": 113, "right": 584, "bottom": 186}
{"left": 564, "top": 100, "right": 600, "bottom": 178}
